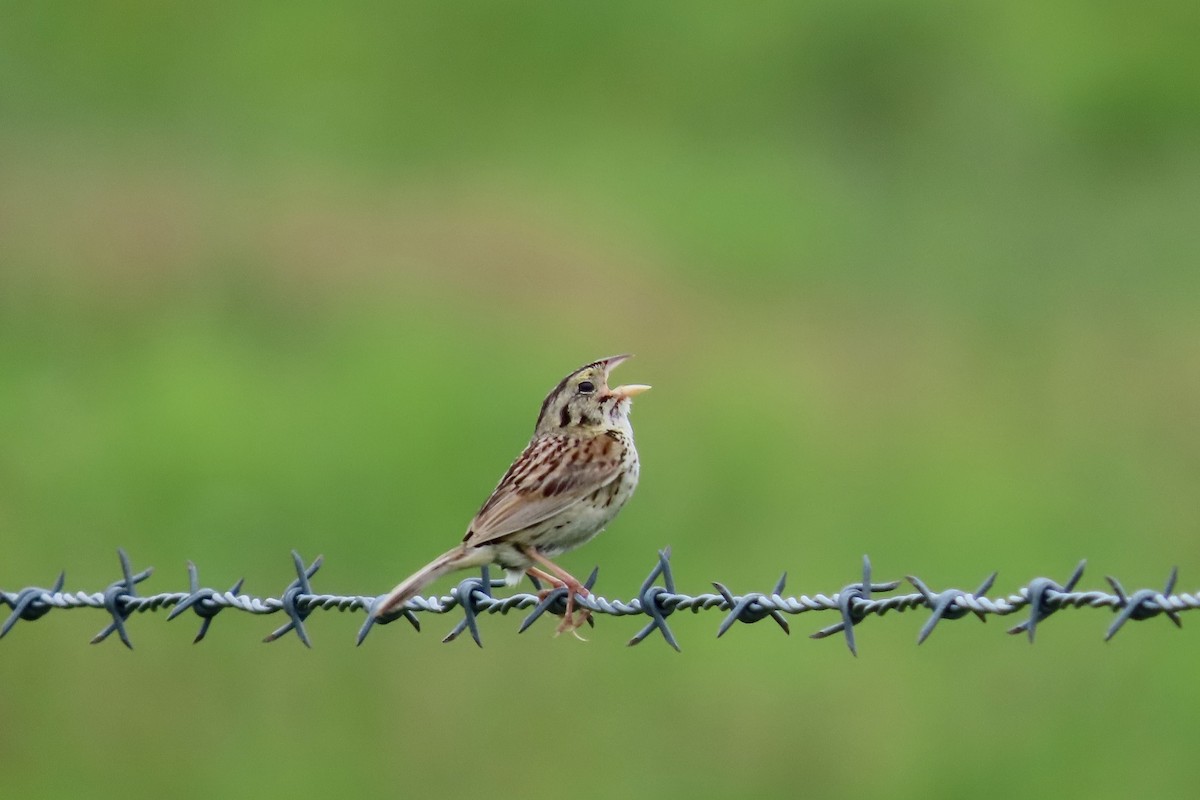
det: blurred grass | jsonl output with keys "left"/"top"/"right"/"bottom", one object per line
{"left": 2, "top": 2, "right": 1200, "bottom": 798}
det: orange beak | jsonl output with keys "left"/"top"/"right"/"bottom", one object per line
{"left": 611, "top": 383, "right": 651, "bottom": 398}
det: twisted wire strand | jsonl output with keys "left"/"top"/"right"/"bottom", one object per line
{"left": 0, "top": 549, "right": 1192, "bottom": 652}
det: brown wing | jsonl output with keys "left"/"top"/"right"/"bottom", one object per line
{"left": 463, "top": 433, "right": 625, "bottom": 547}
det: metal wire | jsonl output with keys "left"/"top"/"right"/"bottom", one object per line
{"left": 0, "top": 548, "right": 1191, "bottom": 652}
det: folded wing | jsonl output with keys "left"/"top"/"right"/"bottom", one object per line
{"left": 464, "top": 434, "right": 625, "bottom": 547}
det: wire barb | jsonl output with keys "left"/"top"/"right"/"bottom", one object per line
{"left": 712, "top": 572, "right": 790, "bottom": 638}
{"left": 441, "top": 567, "right": 497, "bottom": 647}
{"left": 627, "top": 548, "right": 680, "bottom": 651}
{"left": 0, "top": 570, "right": 65, "bottom": 640}
{"left": 356, "top": 593, "right": 420, "bottom": 647}
{"left": 1006, "top": 560, "right": 1087, "bottom": 642}
{"left": 89, "top": 549, "right": 153, "bottom": 650}
{"left": 907, "top": 571, "right": 997, "bottom": 645}
{"left": 1104, "top": 567, "right": 1182, "bottom": 641}
{"left": 261, "top": 552, "right": 323, "bottom": 647}
{"left": 3, "top": 550, "right": 1199, "bottom": 651}
{"left": 167, "top": 561, "right": 246, "bottom": 643}
{"left": 808, "top": 555, "right": 901, "bottom": 656}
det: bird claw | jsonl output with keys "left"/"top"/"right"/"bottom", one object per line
{"left": 534, "top": 584, "right": 593, "bottom": 637}
{"left": 554, "top": 607, "right": 592, "bottom": 638}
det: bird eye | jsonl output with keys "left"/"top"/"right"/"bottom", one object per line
{"left": 578, "top": 380, "right": 596, "bottom": 394}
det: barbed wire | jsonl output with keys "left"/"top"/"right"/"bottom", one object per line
{"left": 0, "top": 548, "right": 1191, "bottom": 652}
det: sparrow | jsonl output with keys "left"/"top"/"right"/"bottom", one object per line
{"left": 375, "top": 355, "right": 649, "bottom": 633}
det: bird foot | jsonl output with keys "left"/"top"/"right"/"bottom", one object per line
{"left": 535, "top": 585, "right": 593, "bottom": 638}
{"left": 555, "top": 607, "right": 592, "bottom": 638}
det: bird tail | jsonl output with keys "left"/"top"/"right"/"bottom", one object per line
{"left": 374, "top": 546, "right": 491, "bottom": 618}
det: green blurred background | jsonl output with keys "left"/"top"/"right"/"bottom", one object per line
{"left": 2, "top": 2, "right": 1199, "bottom": 797}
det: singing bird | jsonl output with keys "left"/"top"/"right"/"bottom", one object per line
{"left": 375, "top": 355, "right": 649, "bottom": 633}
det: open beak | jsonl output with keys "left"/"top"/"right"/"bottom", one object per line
{"left": 601, "top": 354, "right": 650, "bottom": 398}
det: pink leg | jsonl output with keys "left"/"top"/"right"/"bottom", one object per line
{"left": 525, "top": 566, "right": 565, "bottom": 592}
{"left": 521, "top": 547, "right": 593, "bottom": 635}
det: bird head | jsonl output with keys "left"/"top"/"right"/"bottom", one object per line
{"left": 534, "top": 355, "right": 650, "bottom": 435}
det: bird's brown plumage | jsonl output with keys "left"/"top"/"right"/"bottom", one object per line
{"left": 374, "top": 355, "right": 649, "bottom": 632}
{"left": 464, "top": 434, "right": 626, "bottom": 548}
